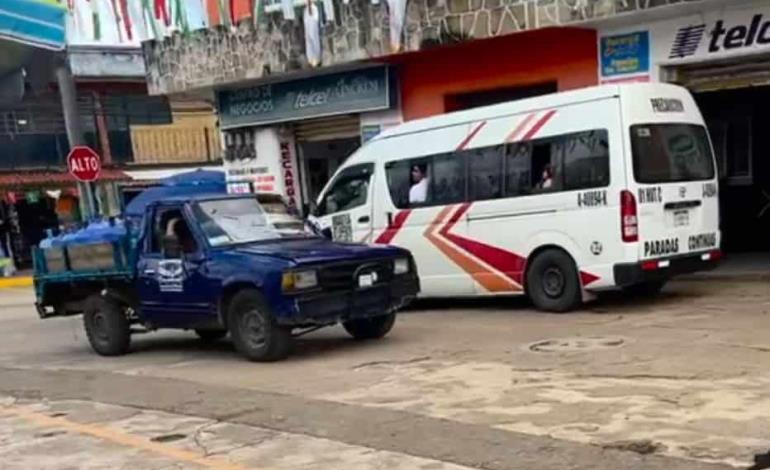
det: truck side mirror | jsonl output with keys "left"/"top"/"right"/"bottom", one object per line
{"left": 162, "top": 234, "right": 182, "bottom": 259}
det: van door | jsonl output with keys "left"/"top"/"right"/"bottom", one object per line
{"left": 310, "top": 163, "right": 375, "bottom": 243}
{"left": 628, "top": 123, "right": 720, "bottom": 260}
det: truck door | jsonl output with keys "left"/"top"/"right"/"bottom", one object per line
{"left": 308, "top": 163, "right": 375, "bottom": 243}
{"left": 136, "top": 205, "right": 216, "bottom": 328}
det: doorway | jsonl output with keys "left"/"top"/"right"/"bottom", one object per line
{"left": 297, "top": 137, "right": 361, "bottom": 203}
{"left": 695, "top": 86, "right": 770, "bottom": 252}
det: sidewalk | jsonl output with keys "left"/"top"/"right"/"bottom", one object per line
{"left": 686, "top": 252, "right": 770, "bottom": 281}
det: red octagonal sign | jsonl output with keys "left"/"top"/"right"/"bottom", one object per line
{"left": 67, "top": 146, "right": 102, "bottom": 182}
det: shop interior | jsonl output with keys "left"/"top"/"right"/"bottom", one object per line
{"left": 297, "top": 137, "right": 360, "bottom": 203}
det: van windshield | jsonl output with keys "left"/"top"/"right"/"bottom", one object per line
{"left": 631, "top": 124, "right": 715, "bottom": 184}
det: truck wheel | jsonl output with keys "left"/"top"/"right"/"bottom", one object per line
{"left": 228, "top": 289, "right": 291, "bottom": 362}
{"left": 623, "top": 281, "right": 666, "bottom": 297}
{"left": 343, "top": 313, "right": 396, "bottom": 340}
{"left": 195, "top": 329, "right": 227, "bottom": 342}
{"left": 526, "top": 249, "right": 582, "bottom": 313}
{"left": 83, "top": 294, "right": 131, "bottom": 356}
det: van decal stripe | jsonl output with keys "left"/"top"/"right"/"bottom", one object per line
{"left": 439, "top": 203, "right": 526, "bottom": 287}
{"left": 374, "top": 210, "right": 412, "bottom": 244}
{"left": 505, "top": 112, "right": 537, "bottom": 143}
{"left": 521, "top": 110, "right": 557, "bottom": 141}
{"left": 424, "top": 205, "right": 516, "bottom": 292}
{"left": 580, "top": 271, "right": 599, "bottom": 286}
{"left": 456, "top": 121, "right": 487, "bottom": 150}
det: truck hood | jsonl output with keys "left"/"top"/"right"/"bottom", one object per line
{"left": 232, "top": 237, "right": 405, "bottom": 265}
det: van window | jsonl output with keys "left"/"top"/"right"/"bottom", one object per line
{"left": 316, "top": 163, "right": 373, "bottom": 216}
{"left": 385, "top": 128, "right": 610, "bottom": 208}
{"left": 631, "top": 124, "right": 715, "bottom": 183}
{"left": 468, "top": 146, "right": 504, "bottom": 201}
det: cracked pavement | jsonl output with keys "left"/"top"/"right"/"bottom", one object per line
{"left": 0, "top": 279, "right": 768, "bottom": 469}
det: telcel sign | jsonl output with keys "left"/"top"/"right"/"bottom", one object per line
{"left": 668, "top": 10, "right": 770, "bottom": 60}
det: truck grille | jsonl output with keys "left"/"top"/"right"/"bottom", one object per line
{"left": 317, "top": 259, "right": 393, "bottom": 291}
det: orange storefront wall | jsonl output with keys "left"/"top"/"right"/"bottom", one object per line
{"left": 396, "top": 28, "right": 599, "bottom": 121}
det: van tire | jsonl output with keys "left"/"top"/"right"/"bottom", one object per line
{"left": 343, "top": 313, "right": 396, "bottom": 340}
{"left": 526, "top": 249, "right": 582, "bottom": 313}
{"left": 228, "top": 289, "right": 292, "bottom": 361}
{"left": 623, "top": 281, "right": 666, "bottom": 297}
{"left": 83, "top": 294, "right": 131, "bottom": 356}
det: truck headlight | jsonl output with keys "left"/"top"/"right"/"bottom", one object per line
{"left": 393, "top": 258, "right": 410, "bottom": 275}
{"left": 282, "top": 270, "right": 318, "bottom": 291}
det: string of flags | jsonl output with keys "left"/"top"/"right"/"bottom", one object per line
{"left": 60, "top": 0, "right": 409, "bottom": 62}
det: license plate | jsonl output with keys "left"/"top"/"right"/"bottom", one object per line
{"left": 674, "top": 210, "right": 690, "bottom": 227}
{"left": 358, "top": 274, "right": 374, "bottom": 288}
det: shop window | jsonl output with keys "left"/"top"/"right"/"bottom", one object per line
{"left": 316, "top": 164, "right": 373, "bottom": 216}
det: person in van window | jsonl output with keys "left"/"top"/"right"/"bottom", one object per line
{"left": 538, "top": 163, "right": 555, "bottom": 190}
{"left": 409, "top": 164, "right": 429, "bottom": 204}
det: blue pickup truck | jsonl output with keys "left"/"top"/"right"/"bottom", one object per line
{"left": 33, "top": 194, "right": 419, "bottom": 361}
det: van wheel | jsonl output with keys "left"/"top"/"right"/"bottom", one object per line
{"left": 228, "top": 289, "right": 292, "bottom": 362}
{"left": 343, "top": 313, "right": 396, "bottom": 340}
{"left": 83, "top": 294, "right": 131, "bottom": 356}
{"left": 526, "top": 249, "right": 582, "bottom": 313}
{"left": 623, "top": 281, "right": 666, "bottom": 297}
{"left": 195, "top": 329, "right": 227, "bottom": 342}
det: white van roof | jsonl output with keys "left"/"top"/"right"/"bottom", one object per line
{"left": 376, "top": 83, "right": 685, "bottom": 141}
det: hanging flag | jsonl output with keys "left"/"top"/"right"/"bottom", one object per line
{"left": 216, "top": 0, "right": 229, "bottom": 26}
{"left": 109, "top": 0, "right": 124, "bottom": 41}
{"left": 91, "top": 0, "right": 102, "bottom": 40}
{"left": 141, "top": 0, "right": 159, "bottom": 39}
{"left": 173, "top": 0, "right": 188, "bottom": 33}
{"left": 229, "top": 0, "right": 237, "bottom": 25}
{"left": 303, "top": 1, "right": 321, "bottom": 66}
{"left": 386, "top": 0, "right": 407, "bottom": 52}
{"left": 119, "top": 0, "right": 132, "bottom": 40}
{"left": 252, "top": 0, "right": 261, "bottom": 26}
{"left": 154, "top": 0, "right": 170, "bottom": 27}
{"left": 321, "top": 0, "right": 334, "bottom": 22}
{"left": 281, "top": 0, "right": 295, "bottom": 20}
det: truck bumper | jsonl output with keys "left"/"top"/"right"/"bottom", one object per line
{"left": 613, "top": 250, "right": 721, "bottom": 287}
{"left": 279, "top": 275, "right": 420, "bottom": 326}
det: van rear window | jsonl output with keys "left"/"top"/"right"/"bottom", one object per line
{"left": 631, "top": 124, "right": 715, "bottom": 184}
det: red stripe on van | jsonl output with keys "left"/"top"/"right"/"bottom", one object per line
{"left": 505, "top": 113, "right": 537, "bottom": 142}
{"left": 374, "top": 210, "right": 412, "bottom": 244}
{"left": 521, "top": 110, "right": 557, "bottom": 141}
{"left": 456, "top": 121, "right": 487, "bottom": 150}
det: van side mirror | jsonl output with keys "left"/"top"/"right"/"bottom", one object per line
{"left": 162, "top": 234, "right": 182, "bottom": 259}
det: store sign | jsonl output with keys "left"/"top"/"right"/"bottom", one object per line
{"left": 218, "top": 67, "right": 391, "bottom": 129}
{"left": 279, "top": 142, "right": 298, "bottom": 209}
{"left": 601, "top": 31, "right": 650, "bottom": 77}
{"left": 665, "top": 9, "right": 770, "bottom": 62}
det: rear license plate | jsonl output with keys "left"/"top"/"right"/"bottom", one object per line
{"left": 674, "top": 210, "right": 690, "bottom": 227}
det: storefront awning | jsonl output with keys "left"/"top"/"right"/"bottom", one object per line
{"left": 0, "top": 168, "right": 131, "bottom": 190}
{"left": 0, "top": 0, "right": 66, "bottom": 51}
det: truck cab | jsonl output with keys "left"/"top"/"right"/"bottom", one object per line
{"left": 34, "top": 194, "right": 419, "bottom": 361}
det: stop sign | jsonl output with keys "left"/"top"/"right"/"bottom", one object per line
{"left": 67, "top": 146, "right": 101, "bottom": 182}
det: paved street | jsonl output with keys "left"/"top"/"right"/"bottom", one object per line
{"left": 0, "top": 279, "right": 768, "bottom": 469}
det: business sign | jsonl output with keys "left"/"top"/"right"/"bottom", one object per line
{"left": 218, "top": 67, "right": 392, "bottom": 129}
{"left": 662, "top": 7, "right": 770, "bottom": 63}
{"left": 601, "top": 31, "right": 650, "bottom": 78}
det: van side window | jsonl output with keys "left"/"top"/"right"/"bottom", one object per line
{"left": 431, "top": 153, "right": 465, "bottom": 205}
{"left": 316, "top": 163, "right": 373, "bottom": 216}
{"left": 505, "top": 143, "right": 533, "bottom": 196}
{"left": 386, "top": 154, "right": 464, "bottom": 209}
{"left": 563, "top": 130, "right": 610, "bottom": 190}
{"left": 468, "top": 146, "right": 504, "bottom": 201}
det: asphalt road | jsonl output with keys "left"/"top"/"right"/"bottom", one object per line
{"left": 1, "top": 280, "right": 768, "bottom": 469}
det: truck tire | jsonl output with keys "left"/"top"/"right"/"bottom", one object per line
{"left": 228, "top": 289, "right": 292, "bottom": 362}
{"left": 83, "top": 294, "right": 131, "bottom": 356}
{"left": 343, "top": 313, "right": 396, "bottom": 340}
{"left": 526, "top": 249, "right": 582, "bottom": 313}
{"left": 195, "top": 329, "right": 227, "bottom": 342}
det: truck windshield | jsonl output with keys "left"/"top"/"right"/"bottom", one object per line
{"left": 193, "top": 198, "right": 308, "bottom": 246}
{"left": 631, "top": 124, "right": 715, "bottom": 183}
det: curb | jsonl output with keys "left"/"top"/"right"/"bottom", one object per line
{"left": 680, "top": 272, "right": 770, "bottom": 282}
{"left": 0, "top": 277, "right": 33, "bottom": 289}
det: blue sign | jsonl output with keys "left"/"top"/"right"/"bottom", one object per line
{"left": 601, "top": 31, "right": 650, "bottom": 77}
{"left": 218, "top": 67, "right": 392, "bottom": 129}
{"left": 0, "top": 0, "right": 66, "bottom": 51}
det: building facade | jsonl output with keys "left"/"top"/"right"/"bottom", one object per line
{"left": 599, "top": 0, "right": 770, "bottom": 252}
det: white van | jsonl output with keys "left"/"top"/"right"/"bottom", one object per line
{"left": 308, "top": 83, "right": 721, "bottom": 312}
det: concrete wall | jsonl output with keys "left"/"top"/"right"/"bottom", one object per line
{"left": 143, "top": 0, "right": 704, "bottom": 95}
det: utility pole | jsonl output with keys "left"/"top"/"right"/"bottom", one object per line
{"left": 55, "top": 56, "right": 96, "bottom": 220}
